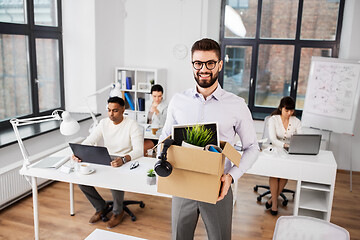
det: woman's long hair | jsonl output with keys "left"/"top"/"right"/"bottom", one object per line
{"left": 271, "top": 96, "right": 296, "bottom": 116}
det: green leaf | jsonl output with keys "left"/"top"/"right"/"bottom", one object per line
{"left": 147, "top": 168, "right": 155, "bottom": 177}
{"left": 183, "top": 124, "right": 215, "bottom": 147}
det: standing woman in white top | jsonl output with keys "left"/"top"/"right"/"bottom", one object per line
{"left": 266, "top": 96, "right": 302, "bottom": 215}
{"left": 144, "top": 84, "right": 167, "bottom": 154}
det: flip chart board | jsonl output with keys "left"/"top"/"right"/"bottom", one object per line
{"left": 302, "top": 57, "right": 360, "bottom": 135}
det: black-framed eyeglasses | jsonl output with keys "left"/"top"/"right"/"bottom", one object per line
{"left": 192, "top": 60, "right": 220, "bottom": 70}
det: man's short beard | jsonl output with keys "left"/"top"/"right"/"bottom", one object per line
{"left": 194, "top": 71, "right": 219, "bottom": 88}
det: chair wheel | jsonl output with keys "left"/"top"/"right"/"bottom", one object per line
{"left": 257, "top": 196, "right": 262, "bottom": 202}
{"left": 140, "top": 202, "right": 145, "bottom": 208}
{"left": 254, "top": 186, "right": 258, "bottom": 192}
{"left": 282, "top": 200, "right": 288, "bottom": 206}
{"left": 131, "top": 216, "right": 137, "bottom": 221}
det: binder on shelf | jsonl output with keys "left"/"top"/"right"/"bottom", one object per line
{"left": 117, "top": 71, "right": 122, "bottom": 86}
{"left": 138, "top": 98, "right": 145, "bottom": 111}
{"left": 124, "top": 92, "right": 135, "bottom": 110}
{"left": 126, "top": 77, "right": 132, "bottom": 90}
{"left": 121, "top": 71, "right": 127, "bottom": 89}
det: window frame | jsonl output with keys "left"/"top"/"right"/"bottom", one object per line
{"left": 0, "top": 0, "right": 64, "bottom": 129}
{"left": 219, "top": 0, "right": 345, "bottom": 119}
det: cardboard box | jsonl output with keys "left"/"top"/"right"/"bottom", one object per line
{"left": 157, "top": 142, "right": 241, "bottom": 204}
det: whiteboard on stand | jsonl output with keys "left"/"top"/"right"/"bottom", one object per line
{"left": 302, "top": 56, "right": 360, "bottom": 135}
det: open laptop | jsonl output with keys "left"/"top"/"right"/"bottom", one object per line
{"left": 69, "top": 143, "right": 118, "bottom": 165}
{"left": 284, "top": 134, "right": 322, "bottom": 155}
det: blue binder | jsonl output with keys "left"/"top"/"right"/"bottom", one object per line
{"left": 124, "top": 92, "right": 135, "bottom": 110}
{"left": 126, "top": 77, "right": 132, "bottom": 90}
{"left": 138, "top": 98, "right": 145, "bottom": 111}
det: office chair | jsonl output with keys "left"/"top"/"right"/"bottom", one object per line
{"left": 273, "top": 216, "right": 350, "bottom": 240}
{"left": 254, "top": 116, "right": 295, "bottom": 206}
{"left": 101, "top": 200, "right": 145, "bottom": 222}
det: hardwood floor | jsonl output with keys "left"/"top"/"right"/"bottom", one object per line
{"left": 0, "top": 171, "right": 358, "bottom": 240}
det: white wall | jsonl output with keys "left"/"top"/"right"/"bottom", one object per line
{"left": 122, "top": 0, "right": 221, "bottom": 103}
{"left": 334, "top": 0, "right": 360, "bottom": 171}
{"left": 62, "top": 0, "right": 97, "bottom": 113}
{"left": 94, "top": 0, "right": 126, "bottom": 115}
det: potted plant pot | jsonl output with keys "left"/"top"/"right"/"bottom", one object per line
{"left": 147, "top": 176, "right": 156, "bottom": 185}
{"left": 147, "top": 169, "right": 156, "bottom": 185}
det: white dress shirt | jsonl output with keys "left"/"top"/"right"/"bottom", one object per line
{"left": 159, "top": 85, "right": 259, "bottom": 180}
{"left": 268, "top": 115, "right": 302, "bottom": 148}
{"left": 82, "top": 117, "right": 144, "bottom": 160}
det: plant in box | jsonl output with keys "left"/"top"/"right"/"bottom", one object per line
{"left": 182, "top": 124, "right": 215, "bottom": 149}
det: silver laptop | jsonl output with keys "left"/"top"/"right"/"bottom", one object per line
{"left": 284, "top": 134, "right": 322, "bottom": 155}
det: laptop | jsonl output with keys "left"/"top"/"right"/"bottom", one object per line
{"left": 284, "top": 134, "right": 322, "bottom": 155}
{"left": 69, "top": 143, "right": 118, "bottom": 165}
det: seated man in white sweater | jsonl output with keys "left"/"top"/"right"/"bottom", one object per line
{"left": 72, "top": 96, "right": 143, "bottom": 229}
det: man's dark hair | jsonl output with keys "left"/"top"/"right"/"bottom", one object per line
{"left": 150, "top": 84, "right": 164, "bottom": 94}
{"left": 191, "top": 38, "right": 221, "bottom": 60}
{"left": 108, "top": 96, "right": 125, "bottom": 107}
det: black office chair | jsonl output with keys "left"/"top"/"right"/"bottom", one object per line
{"left": 254, "top": 116, "right": 295, "bottom": 206}
{"left": 101, "top": 200, "right": 145, "bottom": 222}
{"left": 254, "top": 185, "right": 295, "bottom": 206}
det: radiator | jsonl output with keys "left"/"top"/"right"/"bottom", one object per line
{"left": 0, "top": 137, "right": 84, "bottom": 210}
{"left": 0, "top": 165, "right": 48, "bottom": 210}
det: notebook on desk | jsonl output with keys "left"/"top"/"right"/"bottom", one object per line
{"left": 284, "top": 134, "right": 322, "bottom": 155}
{"left": 69, "top": 143, "right": 117, "bottom": 166}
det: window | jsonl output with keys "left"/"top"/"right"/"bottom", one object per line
{"left": 0, "top": 0, "right": 64, "bottom": 128}
{"left": 220, "top": 0, "right": 344, "bottom": 118}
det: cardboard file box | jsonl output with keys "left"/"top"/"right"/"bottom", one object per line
{"left": 157, "top": 142, "right": 241, "bottom": 204}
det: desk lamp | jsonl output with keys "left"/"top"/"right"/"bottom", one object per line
{"left": 10, "top": 110, "right": 80, "bottom": 170}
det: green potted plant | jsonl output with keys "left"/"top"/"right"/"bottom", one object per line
{"left": 147, "top": 169, "right": 156, "bottom": 185}
{"left": 182, "top": 124, "right": 215, "bottom": 149}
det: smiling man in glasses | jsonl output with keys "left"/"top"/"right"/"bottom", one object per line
{"left": 159, "top": 38, "right": 259, "bottom": 240}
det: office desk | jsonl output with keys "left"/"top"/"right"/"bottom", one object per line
{"left": 85, "top": 229, "right": 148, "bottom": 240}
{"left": 246, "top": 149, "right": 337, "bottom": 222}
{"left": 20, "top": 147, "right": 169, "bottom": 240}
{"left": 21, "top": 147, "right": 337, "bottom": 239}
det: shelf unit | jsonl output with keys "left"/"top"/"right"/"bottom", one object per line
{"left": 115, "top": 67, "right": 166, "bottom": 124}
{"left": 296, "top": 181, "right": 333, "bottom": 221}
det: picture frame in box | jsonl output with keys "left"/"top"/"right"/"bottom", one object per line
{"left": 171, "top": 122, "right": 219, "bottom": 147}
{"left": 138, "top": 82, "right": 151, "bottom": 91}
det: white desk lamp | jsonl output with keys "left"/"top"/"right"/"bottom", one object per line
{"left": 10, "top": 110, "right": 80, "bottom": 170}
{"left": 85, "top": 82, "right": 122, "bottom": 133}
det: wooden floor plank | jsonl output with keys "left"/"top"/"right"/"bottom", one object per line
{"left": 0, "top": 171, "right": 358, "bottom": 240}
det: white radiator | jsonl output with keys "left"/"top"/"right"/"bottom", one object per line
{"left": 0, "top": 165, "right": 48, "bottom": 210}
{"left": 0, "top": 137, "right": 84, "bottom": 210}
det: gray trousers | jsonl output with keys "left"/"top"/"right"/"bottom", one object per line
{"left": 78, "top": 184, "right": 124, "bottom": 215}
{"left": 172, "top": 187, "right": 233, "bottom": 240}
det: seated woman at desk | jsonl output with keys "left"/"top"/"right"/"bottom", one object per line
{"left": 144, "top": 84, "right": 167, "bottom": 155}
{"left": 266, "top": 96, "right": 302, "bottom": 215}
